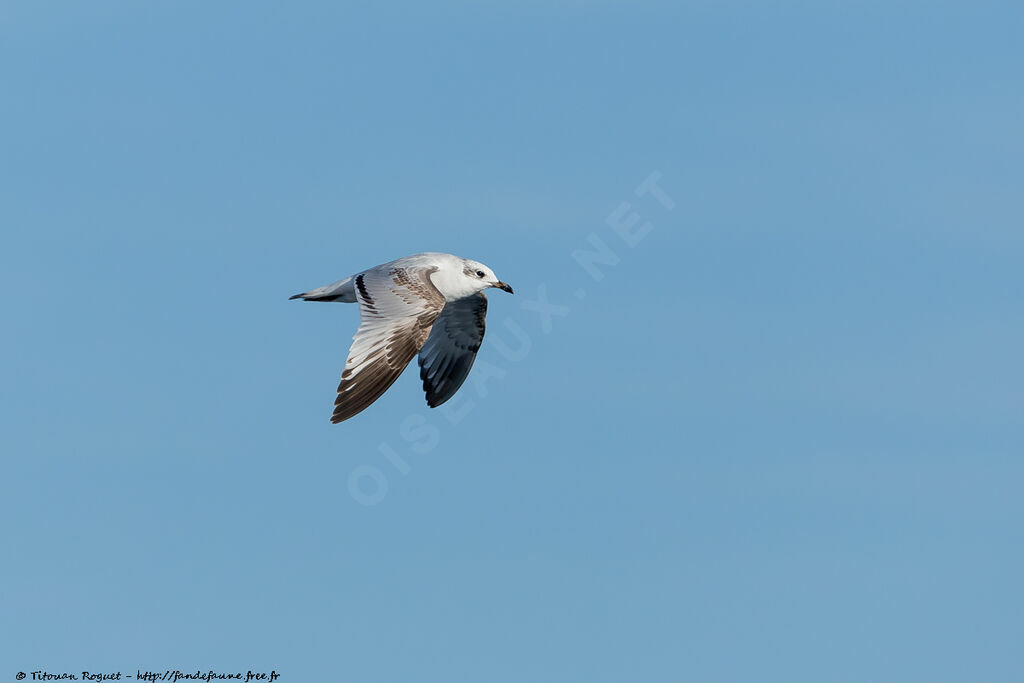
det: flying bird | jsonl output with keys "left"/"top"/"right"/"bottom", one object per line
{"left": 291, "top": 252, "right": 514, "bottom": 423}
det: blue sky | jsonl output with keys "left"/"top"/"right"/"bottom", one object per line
{"left": 2, "top": 1, "right": 1022, "bottom": 681}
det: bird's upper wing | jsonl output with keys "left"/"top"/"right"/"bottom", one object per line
{"left": 417, "top": 292, "right": 488, "bottom": 408}
{"left": 332, "top": 265, "right": 446, "bottom": 423}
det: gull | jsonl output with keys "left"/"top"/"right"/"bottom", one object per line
{"left": 290, "top": 252, "right": 514, "bottom": 423}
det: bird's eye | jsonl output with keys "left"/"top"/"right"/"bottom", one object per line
{"left": 476, "top": 270, "right": 485, "bottom": 278}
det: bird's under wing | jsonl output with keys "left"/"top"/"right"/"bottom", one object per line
{"left": 332, "top": 265, "right": 446, "bottom": 423}
{"left": 417, "top": 292, "right": 488, "bottom": 408}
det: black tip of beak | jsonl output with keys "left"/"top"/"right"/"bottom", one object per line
{"left": 496, "top": 282, "right": 514, "bottom": 294}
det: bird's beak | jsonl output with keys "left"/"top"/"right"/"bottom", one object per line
{"left": 494, "top": 281, "right": 514, "bottom": 294}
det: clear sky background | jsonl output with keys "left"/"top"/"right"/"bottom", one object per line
{"left": 2, "top": 2, "right": 1022, "bottom": 681}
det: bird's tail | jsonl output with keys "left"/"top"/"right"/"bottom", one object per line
{"left": 289, "top": 275, "right": 356, "bottom": 303}
{"left": 289, "top": 291, "right": 341, "bottom": 301}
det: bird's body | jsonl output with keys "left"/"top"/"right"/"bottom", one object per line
{"left": 291, "top": 252, "right": 513, "bottom": 423}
